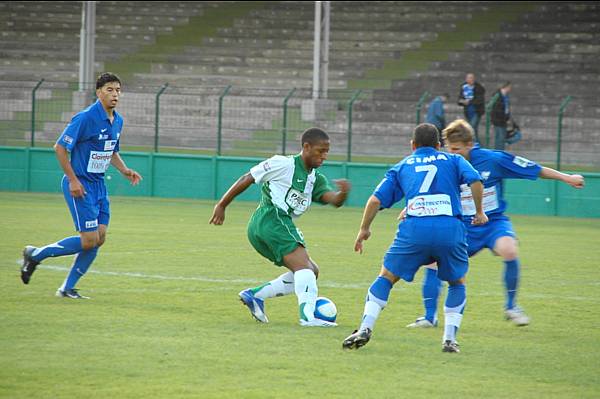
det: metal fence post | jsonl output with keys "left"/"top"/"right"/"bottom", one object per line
{"left": 416, "top": 91, "right": 430, "bottom": 125}
{"left": 484, "top": 92, "right": 500, "bottom": 148}
{"left": 154, "top": 83, "right": 169, "bottom": 153}
{"left": 30, "top": 78, "right": 44, "bottom": 147}
{"left": 282, "top": 88, "right": 296, "bottom": 155}
{"left": 556, "top": 95, "right": 572, "bottom": 171}
{"left": 217, "top": 85, "right": 232, "bottom": 156}
{"left": 347, "top": 90, "right": 362, "bottom": 162}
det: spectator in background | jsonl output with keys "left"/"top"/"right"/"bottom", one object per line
{"left": 425, "top": 93, "right": 449, "bottom": 145}
{"left": 458, "top": 73, "right": 485, "bottom": 143}
{"left": 491, "top": 82, "right": 512, "bottom": 150}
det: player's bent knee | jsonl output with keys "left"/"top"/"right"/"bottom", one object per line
{"left": 80, "top": 232, "right": 99, "bottom": 251}
{"left": 448, "top": 277, "right": 466, "bottom": 286}
{"left": 379, "top": 266, "right": 400, "bottom": 285}
{"left": 495, "top": 237, "right": 519, "bottom": 261}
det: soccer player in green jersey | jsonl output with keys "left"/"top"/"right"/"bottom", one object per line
{"left": 210, "top": 128, "right": 350, "bottom": 327}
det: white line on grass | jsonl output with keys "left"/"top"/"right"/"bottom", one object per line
{"left": 10, "top": 262, "right": 600, "bottom": 302}
{"left": 14, "top": 262, "right": 367, "bottom": 289}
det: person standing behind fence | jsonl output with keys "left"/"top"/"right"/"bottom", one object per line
{"left": 491, "top": 82, "right": 513, "bottom": 150}
{"left": 425, "top": 94, "right": 448, "bottom": 145}
{"left": 458, "top": 73, "right": 485, "bottom": 143}
{"left": 20, "top": 72, "right": 143, "bottom": 299}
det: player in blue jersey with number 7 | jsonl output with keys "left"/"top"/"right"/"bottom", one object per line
{"left": 20, "top": 73, "right": 142, "bottom": 299}
{"left": 342, "top": 123, "right": 488, "bottom": 353}
{"left": 405, "top": 119, "right": 585, "bottom": 329}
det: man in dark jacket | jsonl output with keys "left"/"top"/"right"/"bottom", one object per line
{"left": 491, "top": 82, "right": 512, "bottom": 150}
{"left": 458, "top": 73, "right": 485, "bottom": 143}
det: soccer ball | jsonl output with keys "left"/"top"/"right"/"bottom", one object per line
{"left": 314, "top": 296, "right": 337, "bottom": 322}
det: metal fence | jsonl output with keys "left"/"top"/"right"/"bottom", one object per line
{"left": 1, "top": 80, "right": 598, "bottom": 169}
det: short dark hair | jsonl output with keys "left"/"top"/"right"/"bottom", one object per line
{"left": 301, "top": 127, "right": 329, "bottom": 146}
{"left": 96, "top": 72, "right": 121, "bottom": 90}
{"left": 413, "top": 123, "right": 440, "bottom": 148}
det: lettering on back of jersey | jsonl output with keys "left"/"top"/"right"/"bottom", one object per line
{"left": 406, "top": 153, "right": 448, "bottom": 165}
{"left": 407, "top": 194, "right": 452, "bottom": 217}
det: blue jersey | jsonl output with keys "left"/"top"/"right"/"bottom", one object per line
{"left": 374, "top": 147, "right": 481, "bottom": 218}
{"left": 425, "top": 96, "right": 445, "bottom": 131}
{"left": 459, "top": 145, "right": 541, "bottom": 221}
{"left": 56, "top": 100, "right": 123, "bottom": 183}
{"left": 462, "top": 83, "right": 476, "bottom": 119}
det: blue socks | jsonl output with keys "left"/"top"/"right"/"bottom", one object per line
{"left": 504, "top": 259, "right": 520, "bottom": 310}
{"left": 31, "top": 236, "right": 82, "bottom": 262}
{"left": 443, "top": 283, "right": 466, "bottom": 343}
{"left": 360, "top": 276, "right": 393, "bottom": 331}
{"left": 60, "top": 247, "right": 99, "bottom": 291}
{"left": 422, "top": 268, "right": 442, "bottom": 323}
{"left": 31, "top": 235, "right": 100, "bottom": 291}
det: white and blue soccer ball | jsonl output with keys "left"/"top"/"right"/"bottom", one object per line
{"left": 314, "top": 296, "right": 337, "bottom": 322}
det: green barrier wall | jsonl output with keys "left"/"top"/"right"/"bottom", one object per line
{"left": 1, "top": 147, "right": 599, "bottom": 218}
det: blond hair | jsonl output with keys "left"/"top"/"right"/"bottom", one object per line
{"left": 442, "top": 119, "right": 474, "bottom": 144}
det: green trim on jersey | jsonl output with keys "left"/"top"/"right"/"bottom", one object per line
{"left": 251, "top": 154, "right": 333, "bottom": 218}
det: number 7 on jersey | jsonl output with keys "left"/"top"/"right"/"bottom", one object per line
{"left": 415, "top": 165, "right": 437, "bottom": 193}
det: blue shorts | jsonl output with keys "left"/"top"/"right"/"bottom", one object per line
{"left": 383, "top": 217, "right": 468, "bottom": 283}
{"left": 62, "top": 175, "right": 110, "bottom": 232}
{"left": 466, "top": 216, "right": 516, "bottom": 256}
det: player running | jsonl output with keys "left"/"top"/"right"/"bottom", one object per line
{"left": 209, "top": 128, "right": 350, "bottom": 327}
{"left": 20, "top": 73, "right": 142, "bottom": 298}
{"left": 342, "top": 123, "right": 487, "bottom": 353}
{"left": 406, "top": 119, "right": 585, "bottom": 329}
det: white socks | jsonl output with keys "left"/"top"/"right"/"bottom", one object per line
{"left": 294, "top": 269, "right": 318, "bottom": 322}
{"left": 253, "top": 271, "right": 295, "bottom": 300}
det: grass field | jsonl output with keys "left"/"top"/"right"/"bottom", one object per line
{"left": 1, "top": 192, "right": 599, "bottom": 398}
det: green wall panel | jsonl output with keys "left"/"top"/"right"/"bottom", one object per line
{"left": 1, "top": 147, "right": 598, "bottom": 218}
{"left": 0, "top": 147, "right": 26, "bottom": 191}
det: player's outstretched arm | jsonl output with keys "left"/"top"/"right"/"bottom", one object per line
{"left": 354, "top": 195, "right": 380, "bottom": 254}
{"left": 320, "top": 179, "right": 351, "bottom": 208}
{"left": 111, "top": 152, "right": 142, "bottom": 186}
{"left": 539, "top": 167, "right": 585, "bottom": 189}
{"left": 209, "top": 172, "right": 255, "bottom": 225}
{"left": 469, "top": 180, "right": 488, "bottom": 225}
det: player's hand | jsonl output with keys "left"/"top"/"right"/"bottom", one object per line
{"left": 567, "top": 174, "right": 585, "bottom": 189}
{"left": 69, "top": 178, "right": 86, "bottom": 198}
{"left": 209, "top": 203, "right": 226, "bottom": 225}
{"left": 334, "top": 179, "right": 351, "bottom": 194}
{"left": 354, "top": 228, "right": 371, "bottom": 254}
{"left": 471, "top": 211, "right": 488, "bottom": 226}
{"left": 122, "top": 168, "right": 142, "bottom": 186}
{"left": 397, "top": 207, "right": 407, "bottom": 222}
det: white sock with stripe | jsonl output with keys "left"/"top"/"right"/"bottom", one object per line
{"left": 294, "top": 269, "right": 318, "bottom": 322}
{"left": 252, "top": 271, "right": 295, "bottom": 300}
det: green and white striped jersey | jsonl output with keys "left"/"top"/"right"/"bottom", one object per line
{"left": 250, "top": 154, "right": 333, "bottom": 218}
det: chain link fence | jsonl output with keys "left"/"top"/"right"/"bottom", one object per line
{"left": 0, "top": 80, "right": 598, "bottom": 169}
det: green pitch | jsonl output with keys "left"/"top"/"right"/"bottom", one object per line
{"left": 1, "top": 192, "right": 599, "bottom": 398}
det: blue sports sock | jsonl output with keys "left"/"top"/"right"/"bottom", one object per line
{"left": 359, "top": 276, "right": 393, "bottom": 331}
{"left": 504, "top": 259, "right": 520, "bottom": 310}
{"left": 423, "top": 268, "right": 442, "bottom": 323}
{"left": 61, "top": 247, "right": 98, "bottom": 291}
{"left": 31, "top": 236, "right": 82, "bottom": 262}
{"left": 443, "top": 283, "right": 466, "bottom": 343}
